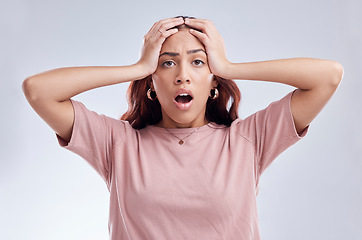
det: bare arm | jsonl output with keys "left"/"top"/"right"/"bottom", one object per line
{"left": 224, "top": 58, "right": 344, "bottom": 134}
{"left": 22, "top": 64, "right": 150, "bottom": 143}
{"left": 186, "top": 19, "right": 344, "bottom": 134}
{"left": 23, "top": 65, "right": 150, "bottom": 102}
{"left": 22, "top": 17, "right": 184, "bottom": 143}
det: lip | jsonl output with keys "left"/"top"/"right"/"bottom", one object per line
{"left": 173, "top": 88, "right": 194, "bottom": 111}
{"left": 173, "top": 88, "right": 194, "bottom": 100}
{"left": 174, "top": 99, "right": 193, "bottom": 110}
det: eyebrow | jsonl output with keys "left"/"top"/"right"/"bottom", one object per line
{"left": 159, "top": 49, "right": 207, "bottom": 58}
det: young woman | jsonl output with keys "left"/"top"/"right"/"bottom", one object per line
{"left": 23, "top": 16, "right": 343, "bottom": 239}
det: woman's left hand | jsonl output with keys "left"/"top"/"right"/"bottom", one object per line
{"left": 185, "top": 18, "right": 231, "bottom": 78}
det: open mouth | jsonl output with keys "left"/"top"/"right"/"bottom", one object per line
{"left": 175, "top": 93, "right": 193, "bottom": 103}
{"left": 173, "top": 92, "right": 193, "bottom": 110}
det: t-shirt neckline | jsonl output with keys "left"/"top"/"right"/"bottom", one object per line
{"left": 146, "top": 121, "right": 226, "bottom": 134}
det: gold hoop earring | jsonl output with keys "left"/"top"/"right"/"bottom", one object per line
{"left": 210, "top": 88, "right": 219, "bottom": 100}
{"left": 147, "top": 88, "right": 157, "bottom": 100}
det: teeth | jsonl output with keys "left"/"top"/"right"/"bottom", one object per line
{"left": 179, "top": 93, "right": 189, "bottom": 97}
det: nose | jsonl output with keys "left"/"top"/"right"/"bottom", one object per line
{"left": 175, "top": 64, "right": 191, "bottom": 85}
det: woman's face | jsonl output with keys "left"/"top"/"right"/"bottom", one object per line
{"left": 151, "top": 28, "right": 217, "bottom": 128}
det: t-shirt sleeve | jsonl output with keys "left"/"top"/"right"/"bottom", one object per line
{"left": 237, "top": 90, "right": 309, "bottom": 178}
{"left": 55, "top": 99, "right": 125, "bottom": 186}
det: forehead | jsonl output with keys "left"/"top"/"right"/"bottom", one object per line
{"left": 160, "top": 30, "right": 205, "bottom": 53}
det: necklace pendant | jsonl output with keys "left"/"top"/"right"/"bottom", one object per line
{"left": 179, "top": 140, "right": 184, "bottom": 145}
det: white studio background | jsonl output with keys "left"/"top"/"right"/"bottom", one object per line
{"left": 1, "top": 0, "right": 361, "bottom": 239}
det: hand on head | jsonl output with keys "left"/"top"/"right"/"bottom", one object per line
{"left": 185, "top": 18, "right": 230, "bottom": 78}
{"left": 138, "top": 17, "right": 184, "bottom": 75}
{"left": 138, "top": 17, "right": 231, "bottom": 79}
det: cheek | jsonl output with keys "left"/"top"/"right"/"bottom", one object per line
{"left": 207, "top": 73, "right": 214, "bottom": 84}
{"left": 151, "top": 75, "right": 172, "bottom": 104}
{"left": 197, "top": 73, "right": 214, "bottom": 89}
{"left": 151, "top": 74, "right": 165, "bottom": 92}
{"left": 193, "top": 74, "right": 215, "bottom": 101}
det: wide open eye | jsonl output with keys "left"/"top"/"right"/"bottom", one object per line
{"left": 193, "top": 59, "right": 205, "bottom": 66}
{"left": 161, "top": 61, "right": 175, "bottom": 68}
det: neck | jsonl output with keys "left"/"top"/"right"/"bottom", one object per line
{"left": 157, "top": 107, "right": 209, "bottom": 129}
{"left": 156, "top": 118, "right": 209, "bottom": 129}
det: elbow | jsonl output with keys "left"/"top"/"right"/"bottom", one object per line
{"left": 22, "top": 76, "right": 40, "bottom": 102}
{"left": 313, "top": 61, "right": 343, "bottom": 94}
{"left": 329, "top": 61, "right": 344, "bottom": 88}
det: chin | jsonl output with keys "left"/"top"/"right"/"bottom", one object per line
{"left": 160, "top": 100, "right": 207, "bottom": 127}
{"left": 166, "top": 111, "right": 206, "bottom": 128}
{"left": 171, "top": 115, "right": 196, "bottom": 125}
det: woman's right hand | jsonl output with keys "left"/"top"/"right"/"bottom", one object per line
{"left": 137, "top": 17, "right": 184, "bottom": 75}
{"left": 23, "top": 18, "right": 184, "bottom": 144}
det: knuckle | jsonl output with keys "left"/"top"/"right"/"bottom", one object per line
{"left": 206, "top": 19, "right": 214, "bottom": 25}
{"left": 143, "top": 36, "right": 150, "bottom": 43}
{"left": 159, "top": 19, "right": 168, "bottom": 24}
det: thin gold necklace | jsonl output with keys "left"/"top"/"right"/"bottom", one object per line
{"left": 165, "top": 126, "right": 202, "bottom": 145}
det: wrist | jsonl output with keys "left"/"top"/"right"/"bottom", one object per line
{"left": 134, "top": 61, "right": 154, "bottom": 78}
{"left": 214, "top": 60, "right": 234, "bottom": 79}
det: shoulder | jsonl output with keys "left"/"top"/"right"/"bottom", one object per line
{"left": 229, "top": 91, "right": 296, "bottom": 139}
{"left": 70, "top": 98, "right": 136, "bottom": 140}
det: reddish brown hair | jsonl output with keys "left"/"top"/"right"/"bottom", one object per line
{"left": 121, "top": 17, "right": 241, "bottom": 129}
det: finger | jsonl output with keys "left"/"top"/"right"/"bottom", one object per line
{"left": 185, "top": 18, "right": 214, "bottom": 36}
{"left": 147, "top": 18, "right": 182, "bottom": 41}
{"left": 152, "top": 28, "right": 180, "bottom": 47}
{"left": 144, "top": 22, "right": 159, "bottom": 42}
{"left": 184, "top": 19, "right": 209, "bottom": 30}
{"left": 145, "top": 17, "right": 182, "bottom": 41}
{"left": 185, "top": 18, "right": 212, "bottom": 25}
{"left": 161, "top": 28, "right": 179, "bottom": 39}
{"left": 185, "top": 17, "right": 208, "bottom": 23}
{"left": 147, "top": 22, "right": 158, "bottom": 34}
{"left": 150, "top": 18, "right": 183, "bottom": 42}
{"left": 189, "top": 28, "right": 210, "bottom": 45}
{"left": 155, "top": 17, "right": 184, "bottom": 34}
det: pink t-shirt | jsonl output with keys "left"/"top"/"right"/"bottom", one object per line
{"left": 56, "top": 91, "right": 308, "bottom": 240}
